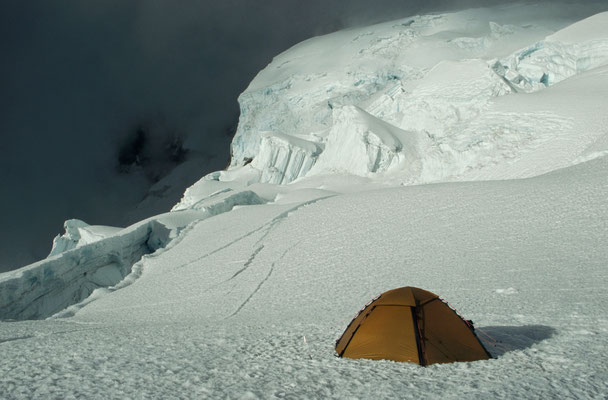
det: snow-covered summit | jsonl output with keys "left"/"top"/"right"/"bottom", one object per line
{"left": 229, "top": 7, "right": 608, "bottom": 186}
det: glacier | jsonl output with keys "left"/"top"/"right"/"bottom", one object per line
{"left": 1, "top": 4, "right": 608, "bottom": 399}
{"left": 230, "top": 8, "right": 608, "bottom": 185}
{"left": 0, "top": 190, "right": 267, "bottom": 321}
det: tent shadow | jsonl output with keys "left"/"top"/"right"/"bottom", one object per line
{"left": 477, "top": 325, "right": 557, "bottom": 357}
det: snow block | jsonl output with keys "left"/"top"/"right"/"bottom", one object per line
{"left": 310, "top": 106, "right": 422, "bottom": 176}
{"left": 172, "top": 188, "right": 266, "bottom": 212}
{"left": 48, "top": 219, "right": 122, "bottom": 257}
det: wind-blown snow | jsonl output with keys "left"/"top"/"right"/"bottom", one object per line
{"left": 1, "top": 4, "right": 608, "bottom": 399}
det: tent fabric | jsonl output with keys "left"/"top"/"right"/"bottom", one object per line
{"left": 341, "top": 306, "right": 420, "bottom": 363}
{"left": 335, "top": 287, "right": 491, "bottom": 365}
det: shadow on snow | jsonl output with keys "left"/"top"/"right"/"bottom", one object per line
{"left": 478, "top": 325, "right": 556, "bottom": 357}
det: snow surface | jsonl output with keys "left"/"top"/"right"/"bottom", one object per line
{"left": 1, "top": 156, "right": 607, "bottom": 398}
{"left": 1, "top": 3, "right": 608, "bottom": 399}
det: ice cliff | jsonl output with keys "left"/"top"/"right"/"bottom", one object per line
{"left": 0, "top": 193, "right": 266, "bottom": 320}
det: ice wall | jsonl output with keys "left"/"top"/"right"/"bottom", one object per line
{"left": 252, "top": 132, "right": 322, "bottom": 184}
{"left": 0, "top": 220, "right": 170, "bottom": 320}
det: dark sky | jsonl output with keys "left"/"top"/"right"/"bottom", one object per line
{"left": 0, "top": 0, "right": 605, "bottom": 272}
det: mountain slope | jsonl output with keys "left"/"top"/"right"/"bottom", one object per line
{"left": 1, "top": 155, "right": 607, "bottom": 398}
{"left": 1, "top": 4, "right": 608, "bottom": 399}
{"left": 232, "top": 8, "right": 608, "bottom": 185}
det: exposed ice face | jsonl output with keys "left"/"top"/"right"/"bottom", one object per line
{"left": 251, "top": 132, "right": 322, "bottom": 184}
{"left": 0, "top": 220, "right": 168, "bottom": 320}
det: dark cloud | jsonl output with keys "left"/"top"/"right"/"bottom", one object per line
{"left": 0, "top": 0, "right": 605, "bottom": 271}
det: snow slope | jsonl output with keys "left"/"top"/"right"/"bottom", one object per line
{"left": 1, "top": 3, "right": 608, "bottom": 399}
{"left": 1, "top": 156, "right": 607, "bottom": 398}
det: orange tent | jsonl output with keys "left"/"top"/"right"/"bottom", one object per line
{"left": 335, "top": 287, "right": 491, "bottom": 365}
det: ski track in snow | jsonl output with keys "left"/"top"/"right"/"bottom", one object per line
{"left": 176, "top": 194, "right": 334, "bottom": 271}
{"left": 228, "top": 244, "right": 297, "bottom": 319}
{"left": 229, "top": 245, "right": 265, "bottom": 281}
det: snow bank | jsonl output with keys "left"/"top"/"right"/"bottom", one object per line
{"left": 310, "top": 106, "right": 424, "bottom": 178}
{"left": 172, "top": 182, "right": 267, "bottom": 211}
{"left": 546, "top": 11, "right": 608, "bottom": 44}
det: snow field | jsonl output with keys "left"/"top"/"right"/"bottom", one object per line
{"left": 2, "top": 156, "right": 606, "bottom": 398}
